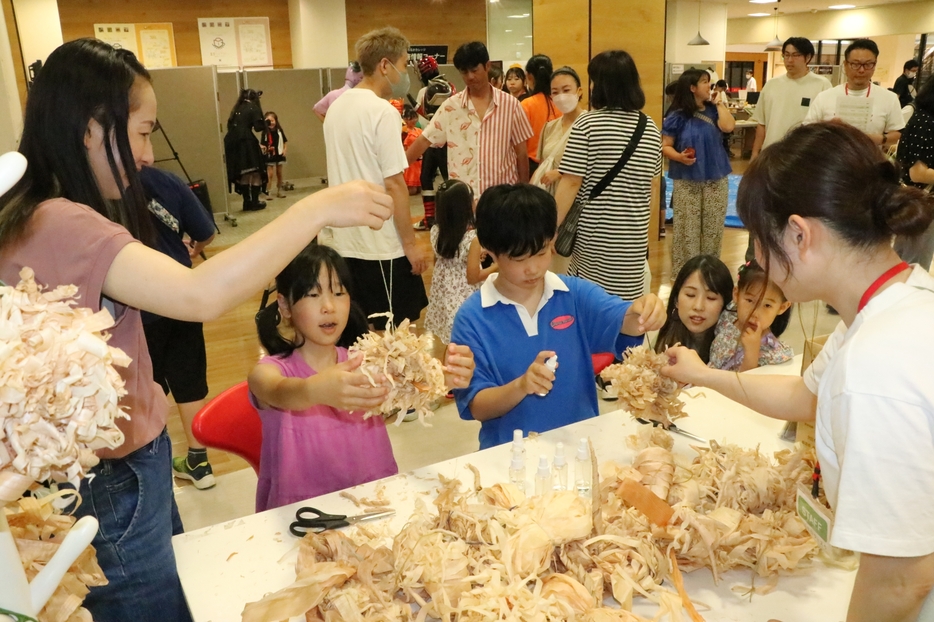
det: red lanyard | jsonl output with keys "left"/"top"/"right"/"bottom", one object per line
{"left": 844, "top": 83, "right": 870, "bottom": 97}
{"left": 857, "top": 261, "right": 909, "bottom": 312}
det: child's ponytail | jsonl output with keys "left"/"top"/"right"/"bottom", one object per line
{"left": 435, "top": 179, "right": 474, "bottom": 259}
{"left": 255, "top": 303, "right": 297, "bottom": 356}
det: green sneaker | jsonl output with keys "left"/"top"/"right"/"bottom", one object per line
{"left": 172, "top": 456, "right": 216, "bottom": 490}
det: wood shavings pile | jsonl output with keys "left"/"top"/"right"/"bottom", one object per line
{"left": 8, "top": 492, "right": 107, "bottom": 622}
{"left": 242, "top": 437, "right": 823, "bottom": 621}
{"left": 350, "top": 318, "right": 445, "bottom": 426}
{"left": 598, "top": 434, "right": 820, "bottom": 590}
{"left": 600, "top": 347, "right": 686, "bottom": 428}
{"left": 0, "top": 268, "right": 130, "bottom": 497}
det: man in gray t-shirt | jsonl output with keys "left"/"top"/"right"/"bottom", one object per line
{"left": 750, "top": 37, "right": 832, "bottom": 160}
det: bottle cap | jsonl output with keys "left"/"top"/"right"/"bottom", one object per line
{"left": 537, "top": 455, "right": 550, "bottom": 477}
{"left": 512, "top": 429, "right": 524, "bottom": 448}
{"left": 545, "top": 355, "right": 558, "bottom": 372}
{"left": 577, "top": 438, "right": 589, "bottom": 460}
{"left": 554, "top": 442, "right": 566, "bottom": 467}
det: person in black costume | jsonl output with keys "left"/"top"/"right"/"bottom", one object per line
{"left": 224, "top": 88, "right": 268, "bottom": 211}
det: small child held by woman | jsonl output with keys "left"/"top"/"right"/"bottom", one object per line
{"left": 402, "top": 106, "right": 423, "bottom": 195}
{"left": 248, "top": 243, "right": 475, "bottom": 512}
{"left": 654, "top": 254, "right": 734, "bottom": 363}
{"left": 262, "top": 111, "right": 288, "bottom": 199}
{"left": 708, "top": 260, "right": 793, "bottom": 372}
{"left": 425, "top": 179, "right": 497, "bottom": 345}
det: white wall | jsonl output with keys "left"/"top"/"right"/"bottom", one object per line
{"left": 872, "top": 33, "right": 918, "bottom": 88}
{"left": 288, "top": 0, "right": 348, "bottom": 69}
{"left": 10, "top": 0, "right": 62, "bottom": 70}
{"left": 0, "top": 4, "right": 22, "bottom": 151}
{"left": 666, "top": 0, "right": 728, "bottom": 65}
{"left": 728, "top": 0, "right": 934, "bottom": 45}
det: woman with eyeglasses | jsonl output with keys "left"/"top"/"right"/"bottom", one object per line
{"left": 804, "top": 38, "right": 904, "bottom": 149}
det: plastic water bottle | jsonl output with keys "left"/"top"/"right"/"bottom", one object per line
{"left": 509, "top": 448, "right": 526, "bottom": 493}
{"left": 552, "top": 442, "right": 568, "bottom": 491}
{"left": 575, "top": 438, "right": 592, "bottom": 498}
{"left": 535, "top": 455, "right": 551, "bottom": 496}
{"left": 537, "top": 355, "right": 558, "bottom": 396}
{"left": 512, "top": 429, "right": 525, "bottom": 460}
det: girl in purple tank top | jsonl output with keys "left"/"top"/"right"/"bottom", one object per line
{"left": 248, "top": 244, "right": 477, "bottom": 511}
{"left": 248, "top": 244, "right": 395, "bottom": 511}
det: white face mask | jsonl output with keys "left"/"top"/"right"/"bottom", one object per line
{"left": 552, "top": 93, "right": 579, "bottom": 114}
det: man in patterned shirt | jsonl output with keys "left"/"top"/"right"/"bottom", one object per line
{"left": 406, "top": 42, "right": 533, "bottom": 200}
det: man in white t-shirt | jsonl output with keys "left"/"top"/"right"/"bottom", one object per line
{"left": 751, "top": 38, "right": 832, "bottom": 160}
{"left": 322, "top": 26, "right": 428, "bottom": 330}
{"left": 804, "top": 38, "right": 905, "bottom": 149}
{"left": 745, "top": 70, "right": 757, "bottom": 92}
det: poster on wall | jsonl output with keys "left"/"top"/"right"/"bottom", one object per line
{"left": 198, "top": 19, "right": 238, "bottom": 68}
{"left": 94, "top": 22, "right": 177, "bottom": 68}
{"left": 137, "top": 24, "right": 177, "bottom": 68}
{"left": 94, "top": 24, "right": 139, "bottom": 57}
{"left": 198, "top": 17, "right": 272, "bottom": 69}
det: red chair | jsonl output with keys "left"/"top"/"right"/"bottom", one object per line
{"left": 592, "top": 353, "right": 616, "bottom": 375}
{"left": 191, "top": 381, "right": 263, "bottom": 475}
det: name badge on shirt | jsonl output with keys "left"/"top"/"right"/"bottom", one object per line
{"left": 801, "top": 97, "right": 811, "bottom": 107}
{"left": 796, "top": 484, "right": 834, "bottom": 549}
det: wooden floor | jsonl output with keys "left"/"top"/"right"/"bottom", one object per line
{"left": 167, "top": 220, "right": 753, "bottom": 485}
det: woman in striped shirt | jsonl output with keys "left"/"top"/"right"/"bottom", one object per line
{"left": 554, "top": 50, "right": 662, "bottom": 300}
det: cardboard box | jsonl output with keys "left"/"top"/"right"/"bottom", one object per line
{"left": 800, "top": 333, "right": 830, "bottom": 375}
{"left": 795, "top": 334, "right": 831, "bottom": 446}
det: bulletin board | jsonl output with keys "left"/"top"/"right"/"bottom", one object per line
{"left": 198, "top": 17, "right": 272, "bottom": 70}
{"left": 93, "top": 23, "right": 178, "bottom": 68}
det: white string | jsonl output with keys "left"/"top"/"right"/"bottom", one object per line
{"left": 375, "top": 257, "right": 394, "bottom": 330}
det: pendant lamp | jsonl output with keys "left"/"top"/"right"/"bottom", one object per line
{"left": 687, "top": 1, "right": 710, "bottom": 46}
{"left": 764, "top": 5, "right": 783, "bottom": 51}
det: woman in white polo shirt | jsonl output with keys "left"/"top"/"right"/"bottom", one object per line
{"left": 663, "top": 122, "right": 934, "bottom": 621}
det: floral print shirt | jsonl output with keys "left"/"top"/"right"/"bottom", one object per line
{"left": 423, "top": 87, "right": 533, "bottom": 199}
{"left": 708, "top": 310, "right": 794, "bottom": 371}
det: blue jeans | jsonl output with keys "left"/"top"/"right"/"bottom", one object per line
{"left": 69, "top": 429, "right": 193, "bottom": 622}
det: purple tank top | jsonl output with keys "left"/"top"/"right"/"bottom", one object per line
{"left": 250, "top": 348, "right": 398, "bottom": 512}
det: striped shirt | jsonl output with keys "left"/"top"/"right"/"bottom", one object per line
{"left": 423, "top": 86, "right": 533, "bottom": 198}
{"left": 559, "top": 109, "right": 662, "bottom": 300}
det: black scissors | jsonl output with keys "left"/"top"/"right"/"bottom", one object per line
{"left": 289, "top": 506, "right": 395, "bottom": 537}
{"left": 635, "top": 417, "right": 708, "bottom": 444}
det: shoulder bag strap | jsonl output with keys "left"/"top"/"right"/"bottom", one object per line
{"left": 589, "top": 112, "right": 648, "bottom": 202}
{"left": 692, "top": 108, "right": 718, "bottom": 127}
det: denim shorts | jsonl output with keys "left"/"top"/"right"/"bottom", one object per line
{"left": 69, "top": 429, "right": 193, "bottom": 622}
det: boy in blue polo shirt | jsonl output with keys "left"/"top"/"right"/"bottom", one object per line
{"left": 450, "top": 184, "right": 666, "bottom": 449}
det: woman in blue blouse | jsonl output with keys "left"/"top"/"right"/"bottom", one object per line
{"left": 662, "top": 69, "right": 734, "bottom": 278}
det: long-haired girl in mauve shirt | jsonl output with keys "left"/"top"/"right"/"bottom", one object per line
{"left": 0, "top": 37, "right": 394, "bottom": 622}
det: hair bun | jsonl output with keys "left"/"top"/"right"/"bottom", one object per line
{"left": 874, "top": 177, "right": 934, "bottom": 237}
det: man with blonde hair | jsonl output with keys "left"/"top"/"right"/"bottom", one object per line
{"left": 321, "top": 27, "right": 428, "bottom": 331}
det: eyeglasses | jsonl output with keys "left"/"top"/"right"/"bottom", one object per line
{"left": 782, "top": 52, "right": 803, "bottom": 60}
{"left": 846, "top": 61, "right": 876, "bottom": 71}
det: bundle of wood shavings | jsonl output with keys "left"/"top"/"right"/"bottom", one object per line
{"left": 0, "top": 268, "right": 130, "bottom": 494}
{"left": 350, "top": 318, "right": 446, "bottom": 426}
{"left": 600, "top": 347, "right": 686, "bottom": 427}
{"left": 8, "top": 492, "right": 107, "bottom": 622}
{"left": 598, "top": 433, "right": 821, "bottom": 590}
{"left": 242, "top": 437, "right": 825, "bottom": 621}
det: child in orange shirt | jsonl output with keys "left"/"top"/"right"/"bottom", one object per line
{"left": 402, "top": 106, "right": 423, "bottom": 195}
